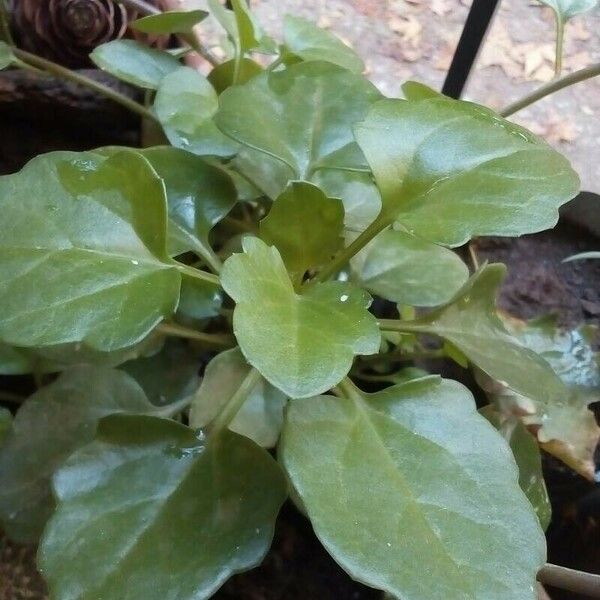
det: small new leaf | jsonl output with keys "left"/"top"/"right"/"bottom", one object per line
{"left": 39, "top": 415, "right": 287, "bottom": 600}
{"left": 221, "top": 237, "right": 380, "bottom": 398}
{"left": 281, "top": 378, "right": 545, "bottom": 599}
{"left": 190, "top": 348, "right": 286, "bottom": 447}
{"left": 260, "top": 181, "right": 344, "bottom": 281}
{"left": 0, "top": 367, "right": 155, "bottom": 543}
{"left": 355, "top": 96, "right": 579, "bottom": 245}
{"left": 282, "top": 15, "right": 364, "bottom": 73}
{"left": 353, "top": 228, "right": 469, "bottom": 306}
{"left": 91, "top": 40, "right": 181, "bottom": 89}
{"left": 0, "top": 151, "right": 181, "bottom": 351}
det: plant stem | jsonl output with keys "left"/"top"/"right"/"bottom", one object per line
{"left": 152, "top": 395, "right": 193, "bottom": 418}
{"left": 119, "top": 0, "right": 160, "bottom": 15}
{"left": 156, "top": 322, "right": 235, "bottom": 348}
{"left": 378, "top": 319, "right": 426, "bottom": 334}
{"left": 175, "top": 262, "right": 221, "bottom": 286}
{"left": 209, "top": 367, "right": 261, "bottom": 434}
{"left": 267, "top": 55, "right": 284, "bottom": 72}
{"left": 0, "top": 390, "right": 24, "bottom": 404}
{"left": 538, "top": 564, "right": 600, "bottom": 598}
{"left": 500, "top": 61, "right": 600, "bottom": 117}
{"left": 12, "top": 47, "right": 157, "bottom": 122}
{"left": 554, "top": 19, "right": 564, "bottom": 78}
{"left": 310, "top": 217, "right": 389, "bottom": 285}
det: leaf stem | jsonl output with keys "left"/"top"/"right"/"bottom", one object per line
{"left": 538, "top": 563, "right": 600, "bottom": 598}
{"left": 267, "top": 55, "right": 284, "bottom": 72}
{"left": 12, "top": 47, "right": 158, "bottom": 122}
{"left": 156, "top": 322, "right": 235, "bottom": 348}
{"left": 209, "top": 367, "right": 261, "bottom": 434}
{"left": 554, "top": 19, "right": 564, "bottom": 77}
{"left": 499, "top": 61, "right": 600, "bottom": 117}
{"left": 175, "top": 261, "right": 221, "bottom": 286}
{"left": 310, "top": 216, "right": 390, "bottom": 285}
{"left": 378, "top": 319, "right": 426, "bottom": 334}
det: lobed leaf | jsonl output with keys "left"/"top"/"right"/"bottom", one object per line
{"left": 190, "top": 348, "right": 286, "bottom": 447}
{"left": 0, "top": 367, "right": 155, "bottom": 543}
{"left": 39, "top": 415, "right": 287, "bottom": 600}
{"left": 0, "top": 151, "right": 181, "bottom": 351}
{"left": 221, "top": 237, "right": 380, "bottom": 398}
{"left": 260, "top": 181, "right": 345, "bottom": 282}
{"left": 281, "top": 378, "right": 546, "bottom": 599}
{"left": 355, "top": 96, "right": 579, "bottom": 246}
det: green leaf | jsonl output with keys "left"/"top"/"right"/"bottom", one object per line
{"left": 355, "top": 96, "right": 579, "bottom": 246}
{"left": 398, "top": 265, "right": 568, "bottom": 411}
{"left": 352, "top": 228, "right": 469, "bottom": 306}
{"left": 154, "top": 66, "right": 239, "bottom": 157}
{"left": 282, "top": 15, "right": 364, "bottom": 73}
{"left": 91, "top": 40, "right": 181, "bottom": 89}
{"left": 139, "top": 146, "right": 238, "bottom": 259}
{"left": 481, "top": 405, "right": 552, "bottom": 530}
{"left": 538, "top": 0, "right": 597, "bottom": 22}
{"left": 132, "top": 10, "right": 208, "bottom": 34}
{"left": 221, "top": 237, "right": 380, "bottom": 398}
{"left": 215, "top": 61, "right": 382, "bottom": 210}
{"left": 401, "top": 81, "right": 442, "bottom": 101}
{"left": 0, "top": 40, "right": 15, "bottom": 70}
{"left": 0, "top": 151, "right": 181, "bottom": 351}
{"left": 281, "top": 378, "right": 545, "bottom": 599}
{"left": 190, "top": 348, "right": 286, "bottom": 447}
{"left": 231, "top": 0, "right": 261, "bottom": 53}
{"left": 260, "top": 181, "right": 344, "bottom": 281}
{"left": 0, "top": 407, "right": 11, "bottom": 445}
{"left": 208, "top": 57, "right": 263, "bottom": 93}
{"left": 39, "top": 415, "right": 287, "bottom": 600}
{"left": 177, "top": 276, "right": 222, "bottom": 321}
{"left": 0, "top": 367, "right": 155, "bottom": 543}
{"left": 122, "top": 340, "right": 200, "bottom": 406}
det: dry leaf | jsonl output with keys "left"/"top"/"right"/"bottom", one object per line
{"left": 389, "top": 15, "right": 423, "bottom": 47}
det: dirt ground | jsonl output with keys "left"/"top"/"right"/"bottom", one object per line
{"left": 244, "top": 0, "right": 600, "bottom": 195}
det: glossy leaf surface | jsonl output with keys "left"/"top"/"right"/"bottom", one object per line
{"left": 260, "top": 181, "right": 344, "bottom": 281}
{"left": 0, "top": 367, "right": 155, "bottom": 542}
{"left": 281, "top": 378, "right": 545, "bottom": 599}
{"left": 353, "top": 228, "right": 469, "bottom": 306}
{"left": 355, "top": 96, "right": 579, "bottom": 246}
{"left": 215, "top": 62, "right": 382, "bottom": 203}
{"left": 221, "top": 237, "right": 380, "bottom": 398}
{"left": 154, "top": 67, "right": 238, "bottom": 157}
{"left": 282, "top": 15, "right": 364, "bottom": 72}
{"left": 91, "top": 40, "right": 181, "bottom": 89}
{"left": 0, "top": 151, "right": 181, "bottom": 350}
{"left": 132, "top": 10, "right": 208, "bottom": 34}
{"left": 190, "top": 348, "right": 286, "bottom": 447}
{"left": 39, "top": 415, "right": 287, "bottom": 600}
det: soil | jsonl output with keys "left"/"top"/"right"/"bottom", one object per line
{"left": 1, "top": 1, "right": 600, "bottom": 598}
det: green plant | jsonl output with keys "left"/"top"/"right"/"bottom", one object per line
{"left": 1, "top": 2, "right": 600, "bottom": 599}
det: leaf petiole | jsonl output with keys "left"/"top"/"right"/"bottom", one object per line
{"left": 209, "top": 367, "right": 261, "bottom": 434}
{"left": 151, "top": 395, "right": 193, "bottom": 418}
{"left": 175, "top": 262, "right": 221, "bottom": 286}
{"left": 156, "top": 322, "right": 235, "bottom": 348}
{"left": 500, "top": 61, "right": 600, "bottom": 117}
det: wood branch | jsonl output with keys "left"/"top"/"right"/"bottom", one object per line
{"left": 0, "top": 68, "right": 143, "bottom": 129}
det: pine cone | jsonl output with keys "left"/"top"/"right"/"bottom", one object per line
{"left": 11, "top": 0, "right": 162, "bottom": 68}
